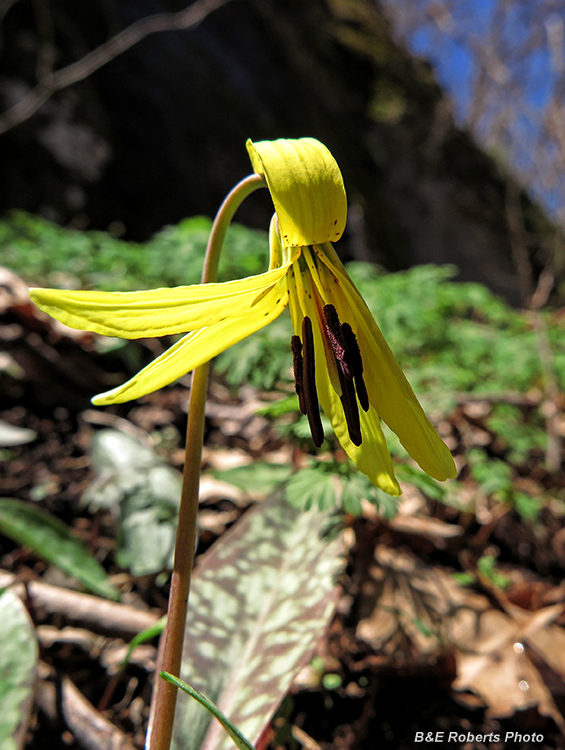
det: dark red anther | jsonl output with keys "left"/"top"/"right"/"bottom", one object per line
{"left": 337, "top": 363, "right": 362, "bottom": 446}
{"left": 302, "top": 316, "right": 324, "bottom": 448}
{"left": 341, "top": 323, "right": 369, "bottom": 412}
{"left": 291, "top": 335, "right": 306, "bottom": 415}
{"left": 323, "top": 308, "right": 366, "bottom": 444}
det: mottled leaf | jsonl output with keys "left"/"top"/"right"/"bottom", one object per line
{"left": 213, "top": 462, "right": 291, "bottom": 496}
{"left": 0, "top": 590, "right": 38, "bottom": 750}
{"left": 0, "top": 498, "right": 118, "bottom": 600}
{"left": 83, "top": 429, "right": 181, "bottom": 575}
{"left": 172, "top": 491, "right": 344, "bottom": 750}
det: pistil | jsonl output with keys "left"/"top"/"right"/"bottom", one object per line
{"left": 323, "top": 304, "right": 353, "bottom": 379}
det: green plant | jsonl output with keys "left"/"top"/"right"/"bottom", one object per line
{"left": 486, "top": 402, "right": 546, "bottom": 464}
{"left": 0, "top": 498, "right": 118, "bottom": 600}
{"left": 1, "top": 211, "right": 268, "bottom": 291}
{"left": 477, "top": 554, "right": 512, "bottom": 589}
{"left": 468, "top": 449, "right": 542, "bottom": 520}
{"left": 284, "top": 460, "right": 400, "bottom": 518}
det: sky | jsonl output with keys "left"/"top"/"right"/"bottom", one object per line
{"left": 382, "top": 0, "right": 565, "bottom": 223}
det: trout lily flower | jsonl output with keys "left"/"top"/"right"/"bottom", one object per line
{"left": 30, "top": 138, "right": 456, "bottom": 495}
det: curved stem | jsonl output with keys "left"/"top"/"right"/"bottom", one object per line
{"left": 145, "top": 173, "right": 265, "bottom": 750}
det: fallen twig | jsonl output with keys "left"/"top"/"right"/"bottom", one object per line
{"left": 0, "top": 0, "right": 232, "bottom": 134}
{"left": 0, "top": 570, "right": 159, "bottom": 637}
{"left": 36, "top": 662, "right": 138, "bottom": 750}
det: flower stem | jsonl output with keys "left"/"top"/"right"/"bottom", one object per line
{"left": 145, "top": 173, "right": 266, "bottom": 750}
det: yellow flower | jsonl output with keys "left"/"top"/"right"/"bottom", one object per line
{"left": 30, "top": 137, "right": 456, "bottom": 495}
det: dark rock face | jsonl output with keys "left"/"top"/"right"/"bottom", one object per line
{"left": 0, "top": 0, "right": 556, "bottom": 303}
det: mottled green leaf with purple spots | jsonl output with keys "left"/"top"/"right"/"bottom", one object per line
{"left": 0, "top": 590, "right": 38, "bottom": 750}
{"left": 172, "top": 491, "right": 344, "bottom": 750}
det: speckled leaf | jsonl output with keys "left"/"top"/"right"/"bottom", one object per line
{"left": 83, "top": 429, "right": 181, "bottom": 576}
{"left": 172, "top": 491, "right": 344, "bottom": 750}
{"left": 0, "top": 590, "right": 38, "bottom": 750}
{"left": 0, "top": 498, "right": 118, "bottom": 600}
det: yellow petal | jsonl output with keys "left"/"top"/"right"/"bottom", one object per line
{"left": 92, "top": 279, "right": 289, "bottom": 404}
{"left": 247, "top": 138, "right": 347, "bottom": 247}
{"left": 294, "top": 269, "right": 401, "bottom": 495}
{"left": 314, "top": 244, "right": 457, "bottom": 482}
{"left": 29, "top": 259, "right": 295, "bottom": 339}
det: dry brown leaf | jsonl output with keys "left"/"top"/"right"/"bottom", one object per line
{"left": 357, "top": 546, "right": 487, "bottom": 659}
{"left": 356, "top": 546, "right": 565, "bottom": 729}
{"left": 527, "top": 618, "right": 565, "bottom": 681}
{"left": 389, "top": 514, "right": 463, "bottom": 540}
{"left": 451, "top": 603, "right": 565, "bottom": 731}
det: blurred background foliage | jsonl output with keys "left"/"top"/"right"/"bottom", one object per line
{"left": 5, "top": 208, "right": 563, "bottom": 415}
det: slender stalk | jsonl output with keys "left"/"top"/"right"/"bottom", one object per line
{"left": 145, "top": 173, "right": 266, "bottom": 750}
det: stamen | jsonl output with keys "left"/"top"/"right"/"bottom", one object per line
{"left": 291, "top": 335, "right": 306, "bottom": 415}
{"left": 338, "top": 367, "right": 362, "bottom": 446}
{"left": 323, "top": 304, "right": 352, "bottom": 379}
{"left": 302, "top": 316, "right": 324, "bottom": 448}
{"left": 323, "top": 306, "right": 364, "bottom": 444}
{"left": 341, "top": 323, "right": 369, "bottom": 412}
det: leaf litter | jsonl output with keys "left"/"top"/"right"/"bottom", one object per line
{"left": 1, "top": 266, "right": 565, "bottom": 749}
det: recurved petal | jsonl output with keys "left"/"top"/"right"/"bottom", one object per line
{"left": 92, "top": 278, "right": 289, "bottom": 405}
{"left": 29, "top": 260, "right": 294, "bottom": 339}
{"left": 315, "top": 245, "right": 457, "bottom": 482}
{"left": 246, "top": 138, "right": 347, "bottom": 247}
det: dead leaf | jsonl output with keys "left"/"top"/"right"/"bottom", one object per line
{"left": 356, "top": 545, "right": 565, "bottom": 729}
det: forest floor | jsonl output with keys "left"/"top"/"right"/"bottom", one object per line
{"left": 2, "top": 268, "right": 565, "bottom": 750}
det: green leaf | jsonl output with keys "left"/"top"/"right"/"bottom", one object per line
{"left": 285, "top": 467, "right": 337, "bottom": 511}
{"left": 83, "top": 429, "right": 181, "bottom": 576}
{"left": 451, "top": 572, "right": 476, "bottom": 587}
{"left": 163, "top": 673, "right": 255, "bottom": 750}
{"left": 321, "top": 673, "right": 342, "bottom": 690}
{"left": 338, "top": 469, "right": 399, "bottom": 519}
{"left": 477, "top": 554, "right": 512, "bottom": 589}
{"left": 468, "top": 450, "right": 513, "bottom": 497}
{"left": 0, "top": 498, "right": 118, "bottom": 600}
{"left": 340, "top": 473, "right": 366, "bottom": 515}
{"left": 395, "top": 464, "right": 447, "bottom": 501}
{"left": 5, "top": 211, "right": 268, "bottom": 291}
{"left": 212, "top": 463, "right": 292, "bottom": 497}
{"left": 172, "top": 491, "right": 344, "bottom": 750}
{"left": 512, "top": 491, "right": 542, "bottom": 521}
{"left": 0, "top": 590, "right": 38, "bottom": 750}
{"left": 254, "top": 396, "right": 300, "bottom": 419}
{"left": 121, "top": 616, "right": 167, "bottom": 670}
